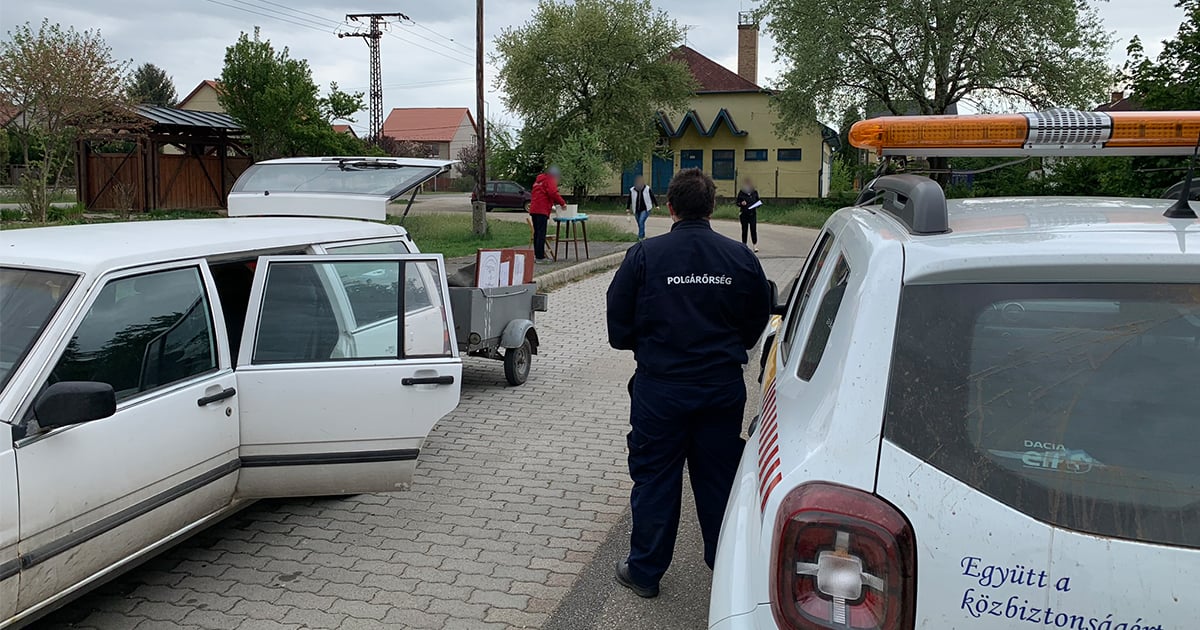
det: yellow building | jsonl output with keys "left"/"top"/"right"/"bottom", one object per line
{"left": 178, "top": 80, "right": 224, "bottom": 112}
{"left": 601, "top": 18, "right": 836, "bottom": 200}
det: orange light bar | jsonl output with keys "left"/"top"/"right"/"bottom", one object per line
{"left": 1106, "top": 111, "right": 1200, "bottom": 148}
{"left": 848, "top": 110, "right": 1200, "bottom": 156}
{"left": 849, "top": 114, "right": 1029, "bottom": 153}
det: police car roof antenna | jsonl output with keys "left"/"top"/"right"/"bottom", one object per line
{"left": 1164, "top": 134, "right": 1200, "bottom": 219}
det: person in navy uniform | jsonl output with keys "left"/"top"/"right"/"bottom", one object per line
{"left": 606, "top": 168, "right": 772, "bottom": 598}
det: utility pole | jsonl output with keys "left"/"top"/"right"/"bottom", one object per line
{"left": 340, "top": 12, "right": 408, "bottom": 144}
{"left": 471, "top": 0, "right": 487, "bottom": 236}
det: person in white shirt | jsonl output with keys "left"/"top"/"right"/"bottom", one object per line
{"left": 626, "top": 175, "right": 658, "bottom": 241}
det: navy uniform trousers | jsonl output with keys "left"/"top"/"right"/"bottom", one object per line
{"left": 626, "top": 372, "right": 747, "bottom": 588}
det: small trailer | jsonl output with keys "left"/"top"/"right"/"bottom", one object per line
{"left": 447, "top": 283, "right": 548, "bottom": 385}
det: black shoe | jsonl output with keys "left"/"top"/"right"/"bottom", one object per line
{"left": 615, "top": 560, "right": 659, "bottom": 598}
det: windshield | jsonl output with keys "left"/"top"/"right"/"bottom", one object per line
{"left": 885, "top": 283, "right": 1200, "bottom": 549}
{"left": 0, "top": 268, "right": 77, "bottom": 392}
{"left": 232, "top": 162, "right": 443, "bottom": 200}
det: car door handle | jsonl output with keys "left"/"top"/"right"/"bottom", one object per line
{"left": 401, "top": 375, "right": 455, "bottom": 386}
{"left": 197, "top": 388, "right": 237, "bottom": 407}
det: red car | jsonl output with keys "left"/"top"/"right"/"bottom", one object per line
{"left": 472, "top": 180, "right": 532, "bottom": 212}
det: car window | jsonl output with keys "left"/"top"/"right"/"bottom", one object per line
{"left": 232, "top": 162, "right": 442, "bottom": 198}
{"left": 885, "top": 282, "right": 1200, "bottom": 549}
{"left": 0, "top": 268, "right": 77, "bottom": 392}
{"left": 797, "top": 255, "right": 850, "bottom": 381}
{"left": 51, "top": 267, "right": 217, "bottom": 402}
{"left": 501, "top": 183, "right": 521, "bottom": 194}
{"left": 325, "top": 240, "right": 412, "bottom": 255}
{"left": 252, "top": 260, "right": 450, "bottom": 364}
{"left": 781, "top": 233, "right": 835, "bottom": 362}
{"left": 404, "top": 260, "right": 452, "bottom": 357}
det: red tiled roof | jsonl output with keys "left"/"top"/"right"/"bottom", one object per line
{"left": 382, "top": 107, "right": 475, "bottom": 143}
{"left": 331, "top": 124, "right": 356, "bottom": 136}
{"left": 1095, "top": 96, "right": 1142, "bottom": 112}
{"left": 178, "top": 80, "right": 222, "bottom": 108}
{"left": 668, "top": 46, "right": 762, "bottom": 93}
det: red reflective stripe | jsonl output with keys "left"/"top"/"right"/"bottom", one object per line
{"left": 760, "top": 412, "right": 778, "bottom": 435}
{"left": 758, "top": 445, "right": 779, "bottom": 475}
{"left": 758, "top": 458, "right": 781, "bottom": 496}
{"left": 762, "top": 390, "right": 778, "bottom": 418}
{"left": 760, "top": 474, "right": 782, "bottom": 511}
{"left": 758, "top": 435, "right": 778, "bottom": 469}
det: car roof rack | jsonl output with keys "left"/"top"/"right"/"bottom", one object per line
{"left": 856, "top": 174, "right": 949, "bottom": 235}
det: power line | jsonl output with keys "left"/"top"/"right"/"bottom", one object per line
{"left": 212, "top": 0, "right": 474, "bottom": 65}
{"left": 346, "top": 77, "right": 474, "bottom": 91}
{"left": 383, "top": 30, "right": 475, "bottom": 66}
{"left": 240, "top": 0, "right": 339, "bottom": 26}
{"left": 202, "top": 0, "right": 335, "bottom": 35}
{"left": 406, "top": 21, "right": 474, "bottom": 55}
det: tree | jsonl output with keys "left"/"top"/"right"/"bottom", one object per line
{"left": 763, "top": 0, "right": 1114, "bottom": 136}
{"left": 488, "top": 124, "right": 545, "bottom": 188}
{"left": 378, "top": 136, "right": 438, "bottom": 159}
{"left": 1117, "top": 0, "right": 1200, "bottom": 196}
{"left": 549, "top": 129, "right": 612, "bottom": 198}
{"left": 0, "top": 20, "right": 132, "bottom": 221}
{"left": 456, "top": 143, "right": 481, "bottom": 183}
{"left": 219, "top": 33, "right": 367, "bottom": 159}
{"left": 494, "top": 0, "right": 695, "bottom": 169}
{"left": 126, "top": 62, "right": 177, "bottom": 106}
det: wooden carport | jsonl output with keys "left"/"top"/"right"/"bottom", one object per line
{"left": 77, "top": 105, "right": 251, "bottom": 212}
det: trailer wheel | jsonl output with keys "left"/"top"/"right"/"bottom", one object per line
{"left": 504, "top": 339, "right": 532, "bottom": 386}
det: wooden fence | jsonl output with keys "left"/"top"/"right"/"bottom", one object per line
{"left": 83, "top": 148, "right": 251, "bottom": 211}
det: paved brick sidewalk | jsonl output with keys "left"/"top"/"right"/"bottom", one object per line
{"left": 41, "top": 254, "right": 807, "bottom": 630}
{"left": 43, "top": 270, "right": 638, "bottom": 630}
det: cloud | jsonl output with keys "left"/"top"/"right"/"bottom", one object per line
{"left": 0, "top": 0, "right": 1183, "bottom": 133}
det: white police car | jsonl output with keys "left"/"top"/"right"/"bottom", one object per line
{"left": 709, "top": 111, "right": 1200, "bottom": 630}
{"left": 0, "top": 157, "right": 463, "bottom": 627}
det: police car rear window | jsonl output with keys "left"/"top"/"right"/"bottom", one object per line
{"left": 884, "top": 283, "right": 1200, "bottom": 549}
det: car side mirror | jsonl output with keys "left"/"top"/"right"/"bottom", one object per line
{"left": 768, "top": 280, "right": 788, "bottom": 316}
{"left": 34, "top": 382, "right": 116, "bottom": 431}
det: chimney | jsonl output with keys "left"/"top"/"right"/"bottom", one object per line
{"left": 1111, "top": 90, "right": 1125, "bottom": 104}
{"left": 737, "top": 12, "right": 759, "bottom": 85}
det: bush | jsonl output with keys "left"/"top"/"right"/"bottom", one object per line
{"left": 448, "top": 176, "right": 476, "bottom": 193}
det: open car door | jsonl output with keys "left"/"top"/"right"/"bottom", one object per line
{"left": 234, "top": 254, "right": 460, "bottom": 498}
{"left": 227, "top": 156, "right": 456, "bottom": 221}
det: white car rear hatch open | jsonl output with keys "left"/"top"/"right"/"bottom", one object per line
{"left": 227, "top": 156, "right": 456, "bottom": 221}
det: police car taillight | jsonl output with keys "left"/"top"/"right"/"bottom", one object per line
{"left": 769, "top": 483, "right": 916, "bottom": 630}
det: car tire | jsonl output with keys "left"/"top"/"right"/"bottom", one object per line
{"left": 503, "top": 339, "right": 532, "bottom": 386}
{"left": 523, "top": 201, "right": 531, "bottom": 213}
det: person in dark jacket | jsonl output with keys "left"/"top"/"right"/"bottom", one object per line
{"left": 626, "top": 175, "right": 657, "bottom": 241}
{"left": 736, "top": 177, "right": 761, "bottom": 252}
{"left": 606, "top": 168, "right": 772, "bottom": 599}
{"left": 529, "top": 166, "right": 567, "bottom": 261}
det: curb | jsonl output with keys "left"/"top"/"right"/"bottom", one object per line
{"left": 534, "top": 250, "right": 629, "bottom": 293}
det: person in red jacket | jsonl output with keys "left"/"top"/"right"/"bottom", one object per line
{"left": 529, "top": 166, "right": 567, "bottom": 261}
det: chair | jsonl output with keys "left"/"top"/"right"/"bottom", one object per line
{"left": 527, "top": 216, "right": 557, "bottom": 261}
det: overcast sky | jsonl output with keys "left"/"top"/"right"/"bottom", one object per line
{"left": 0, "top": 0, "right": 1186, "bottom": 133}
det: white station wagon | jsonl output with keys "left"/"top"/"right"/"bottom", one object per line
{"left": 709, "top": 111, "right": 1200, "bottom": 630}
{"left": 0, "top": 157, "right": 464, "bottom": 627}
